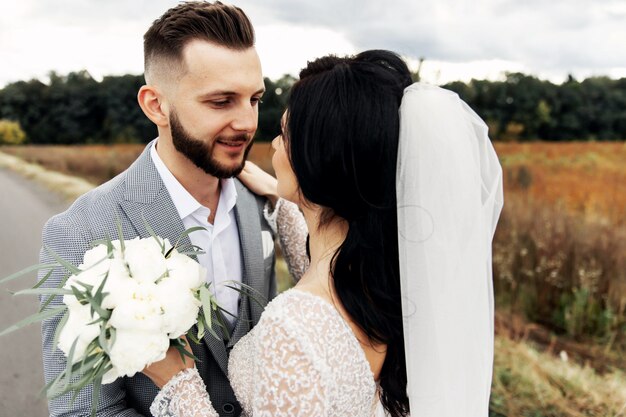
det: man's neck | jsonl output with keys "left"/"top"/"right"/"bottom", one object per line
{"left": 155, "top": 138, "right": 221, "bottom": 211}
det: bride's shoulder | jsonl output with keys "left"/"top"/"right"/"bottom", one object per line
{"left": 258, "top": 288, "right": 345, "bottom": 337}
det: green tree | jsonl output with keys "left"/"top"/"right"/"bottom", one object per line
{"left": 99, "top": 75, "right": 156, "bottom": 143}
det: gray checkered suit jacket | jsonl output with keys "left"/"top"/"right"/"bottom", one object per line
{"left": 39, "top": 141, "right": 277, "bottom": 417}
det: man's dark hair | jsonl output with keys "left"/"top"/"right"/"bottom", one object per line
{"left": 143, "top": 1, "right": 255, "bottom": 82}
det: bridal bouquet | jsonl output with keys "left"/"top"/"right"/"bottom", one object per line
{"left": 0, "top": 223, "right": 245, "bottom": 416}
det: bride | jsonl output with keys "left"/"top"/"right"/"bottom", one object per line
{"left": 143, "top": 49, "right": 503, "bottom": 417}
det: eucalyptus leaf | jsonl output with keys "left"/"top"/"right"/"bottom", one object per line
{"left": 173, "top": 226, "right": 207, "bottom": 250}
{"left": 142, "top": 212, "right": 165, "bottom": 253}
{"left": 0, "top": 306, "right": 66, "bottom": 337}
{"left": 0, "top": 262, "right": 59, "bottom": 284}
{"left": 44, "top": 246, "right": 81, "bottom": 275}
{"left": 13, "top": 288, "right": 72, "bottom": 297}
{"left": 115, "top": 217, "right": 125, "bottom": 254}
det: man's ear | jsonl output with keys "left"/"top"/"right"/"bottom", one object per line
{"left": 138, "top": 85, "right": 169, "bottom": 127}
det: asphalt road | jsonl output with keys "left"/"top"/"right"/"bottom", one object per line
{"left": 0, "top": 168, "right": 70, "bottom": 417}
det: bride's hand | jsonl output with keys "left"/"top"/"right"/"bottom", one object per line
{"left": 142, "top": 337, "right": 195, "bottom": 388}
{"left": 238, "top": 161, "right": 279, "bottom": 208}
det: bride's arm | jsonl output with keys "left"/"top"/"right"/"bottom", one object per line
{"left": 150, "top": 368, "right": 218, "bottom": 417}
{"left": 144, "top": 344, "right": 219, "bottom": 417}
{"left": 264, "top": 198, "right": 308, "bottom": 281}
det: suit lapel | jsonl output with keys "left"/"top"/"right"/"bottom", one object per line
{"left": 118, "top": 141, "right": 230, "bottom": 375}
{"left": 232, "top": 180, "right": 267, "bottom": 330}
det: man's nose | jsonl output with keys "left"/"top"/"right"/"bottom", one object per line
{"left": 231, "top": 103, "right": 258, "bottom": 133}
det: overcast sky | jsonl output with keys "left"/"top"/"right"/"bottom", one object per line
{"left": 1, "top": 0, "right": 625, "bottom": 87}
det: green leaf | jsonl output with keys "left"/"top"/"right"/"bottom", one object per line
{"left": 91, "top": 374, "right": 102, "bottom": 417}
{"left": 0, "top": 306, "right": 66, "bottom": 337}
{"left": 63, "top": 337, "right": 80, "bottom": 390}
{"left": 84, "top": 293, "right": 111, "bottom": 320}
{"left": 115, "top": 216, "right": 125, "bottom": 254}
{"left": 32, "top": 267, "right": 55, "bottom": 289}
{"left": 69, "top": 285, "right": 87, "bottom": 305}
{"left": 182, "top": 244, "right": 205, "bottom": 252}
{"left": 194, "top": 314, "right": 205, "bottom": 339}
{"left": 177, "top": 250, "right": 207, "bottom": 256}
{"left": 215, "top": 305, "right": 237, "bottom": 320}
{"left": 142, "top": 212, "right": 165, "bottom": 253}
{"left": 199, "top": 286, "right": 213, "bottom": 317}
{"left": 44, "top": 246, "right": 81, "bottom": 275}
{"left": 98, "top": 326, "right": 110, "bottom": 355}
{"left": 0, "top": 262, "right": 59, "bottom": 284}
{"left": 13, "top": 288, "right": 72, "bottom": 297}
{"left": 40, "top": 273, "right": 71, "bottom": 313}
{"left": 174, "top": 226, "right": 207, "bottom": 250}
{"left": 93, "top": 272, "right": 108, "bottom": 302}
{"left": 172, "top": 339, "right": 199, "bottom": 363}
{"left": 187, "top": 329, "right": 200, "bottom": 344}
{"left": 154, "top": 269, "right": 169, "bottom": 284}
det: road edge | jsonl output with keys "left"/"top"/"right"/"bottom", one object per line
{"left": 0, "top": 151, "right": 95, "bottom": 202}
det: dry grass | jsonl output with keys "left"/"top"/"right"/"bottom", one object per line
{"left": 490, "top": 335, "right": 626, "bottom": 417}
{"left": 495, "top": 142, "right": 626, "bottom": 226}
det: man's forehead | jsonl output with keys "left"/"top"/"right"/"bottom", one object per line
{"left": 177, "top": 40, "right": 263, "bottom": 94}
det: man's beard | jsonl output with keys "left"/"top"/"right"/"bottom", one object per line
{"left": 170, "top": 111, "right": 252, "bottom": 178}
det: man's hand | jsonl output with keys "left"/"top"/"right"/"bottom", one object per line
{"left": 142, "top": 337, "right": 195, "bottom": 389}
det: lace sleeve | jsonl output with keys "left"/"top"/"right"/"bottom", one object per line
{"left": 251, "top": 317, "right": 327, "bottom": 416}
{"left": 150, "top": 368, "right": 218, "bottom": 417}
{"left": 264, "top": 198, "right": 309, "bottom": 281}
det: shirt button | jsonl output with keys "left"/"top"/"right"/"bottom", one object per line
{"left": 222, "top": 403, "right": 235, "bottom": 414}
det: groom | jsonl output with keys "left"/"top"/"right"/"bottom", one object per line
{"left": 40, "top": 2, "right": 278, "bottom": 416}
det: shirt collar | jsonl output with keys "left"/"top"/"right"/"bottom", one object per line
{"left": 150, "top": 140, "right": 239, "bottom": 220}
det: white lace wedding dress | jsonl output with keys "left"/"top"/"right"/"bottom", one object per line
{"left": 150, "top": 200, "right": 380, "bottom": 417}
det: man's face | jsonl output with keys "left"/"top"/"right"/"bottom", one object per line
{"left": 166, "top": 40, "right": 264, "bottom": 178}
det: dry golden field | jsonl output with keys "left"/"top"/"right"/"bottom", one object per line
{"left": 495, "top": 142, "right": 626, "bottom": 226}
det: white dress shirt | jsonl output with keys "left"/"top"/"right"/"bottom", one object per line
{"left": 150, "top": 141, "right": 243, "bottom": 326}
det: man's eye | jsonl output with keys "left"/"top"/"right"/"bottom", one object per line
{"left": 251, "top": 97, "right": 263, "bottom": 106}
{"left": 210, "top": 100, "right": 230, "bottom": 107}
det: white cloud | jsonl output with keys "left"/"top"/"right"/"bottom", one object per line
{"left": 255, "top": 24, "right": 356, "bottom": 79}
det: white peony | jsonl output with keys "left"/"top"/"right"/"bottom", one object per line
{"left": 156, "top": 276, "right": 202, "bottom": 338}
{"left": 165, "top": 251, "right": 206, "bottom": 290}
{"left": 108, "top": 282, "right": 164, "bottom": 332}
{"left": 98, "top": 258, "right": 134, "bottom": 309}
{"left": 123, "top": 237, "right": 168, "bottom": 284}
{"left": 108, "top": 329, "right": 169, "bottom": 378}
{"left": 57, "top": 302, "right": 100, "bottom": 364}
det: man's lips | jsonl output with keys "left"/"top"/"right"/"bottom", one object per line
{"left": 216, "top": 139, "right": 247, "bottom": 148}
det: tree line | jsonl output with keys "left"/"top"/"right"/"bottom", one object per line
{"left": 0, "top": 70, "right": 624, "bottom": 144}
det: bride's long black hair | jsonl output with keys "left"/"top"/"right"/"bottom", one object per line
{"left": 285, "top": 50, "right": 412, "bottom": 416}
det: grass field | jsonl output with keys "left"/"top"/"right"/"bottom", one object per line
{"left": 2, "top": 141, "right": 626, "bottom": 415}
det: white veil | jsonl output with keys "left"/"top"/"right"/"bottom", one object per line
{"left": 396, "top": 83, "right": 503, "bottom": 416}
